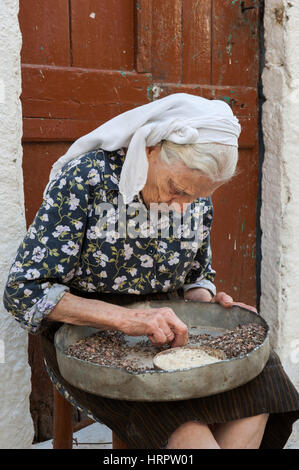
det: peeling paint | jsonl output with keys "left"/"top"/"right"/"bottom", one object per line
{"left": 146, "top": 85, "right": 153, "bottom": 101}
{"left": 226, "top": 34, "right": 233, "bottom": 56}
{"left": 119, "top": 71, "right": 126, "bottom": 77}
{"left": 192, "top": 52, "right": 201, "bottom": 61}
{"left": 171, "top": 33, "right": 179, "bottom": 44}
{"left": 242, "top": 220, "right": 245, "bottom": 232}
{"left": 193, "top": 0, "right": 200, "bottom": 15}
{"left": 152, "top": 85, "right": 163, "bottom": 99}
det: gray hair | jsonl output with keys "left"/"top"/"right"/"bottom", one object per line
{"left": 160, "top": 140, "right": 238, "bottom": 182}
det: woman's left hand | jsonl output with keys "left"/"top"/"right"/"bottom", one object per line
{"left": 211, "top": 291, "right": 257, "bottom": 313}
{"left": 184, "top": 288, "right": 257, "bottom": 313}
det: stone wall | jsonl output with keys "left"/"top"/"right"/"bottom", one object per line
{"left": 0, "top": 0, "right": 34, "bottom": 448}
{"left": 261, "top": 0, "right": 299, "bottom": 387}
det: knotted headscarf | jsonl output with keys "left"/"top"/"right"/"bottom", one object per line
{"left": 44, "top": 93, "right": 241, "bottom": 203}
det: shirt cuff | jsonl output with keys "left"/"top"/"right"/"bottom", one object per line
{"left": 182, "top": 280, "right": 216, "bottom": 297}
{"left": 22, "top": 284, "right": 70, "bottom": 334}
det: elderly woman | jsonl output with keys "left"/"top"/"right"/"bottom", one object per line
{"left": 3, "top": 94, "right": 299, "bottom": 449}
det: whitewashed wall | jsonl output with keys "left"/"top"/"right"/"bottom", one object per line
{"left": 0, "top": 0, "right": 34, "bottom": 448}
{"left": 261, "top": 0, "right": 299, "bottom": 388}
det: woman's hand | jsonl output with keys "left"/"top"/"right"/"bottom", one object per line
{"left": 184, "top": 287, "right": 213, "bottom": 302}
{"left": 118, "top": 307, "right": 189, "bottom": 348}
{"left": 211, "top": 291, "right": 257, "bottom": 313}
{"left": 184, "top": 287, "right": 257, "bottom": 313}
{"left": 48, "top": 293, "right": 188, "bottom": 348}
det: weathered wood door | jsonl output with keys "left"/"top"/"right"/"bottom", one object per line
{"left": 20, "top": 0, "right": 260, "bottom": 440}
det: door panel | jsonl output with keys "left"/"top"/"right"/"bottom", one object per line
{"left": 70, "top": 0, "right": 135, "bottom": 69}
{"left": 212, "top": 0, "right": 259, "bottom": 86}
{"left": 152, "top": 0, "right": 182, "bottom": 82}
{"left": 19, "top": 0, "right": 70, "bottom": 66}
{"left": 182, "top": 0, "right": 212, "bottom": 84}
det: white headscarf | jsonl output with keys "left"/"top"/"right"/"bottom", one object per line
{"left": 44, "top": 93, "right": 241, "bottom": 204}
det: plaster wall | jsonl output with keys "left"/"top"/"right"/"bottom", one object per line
{"left": 261, "top": 0, "right": 299, "bottom": 387}
{"left": 0, "top": 0, "right": 34, "bottom": 448}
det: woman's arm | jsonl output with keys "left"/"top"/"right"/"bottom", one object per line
{"left": 2, "top": 155, "right": 92, "bottom": 334}
{"left": 47, "top": 291, "right": 189, "bottom": 348}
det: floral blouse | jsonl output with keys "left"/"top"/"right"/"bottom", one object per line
{"left": 3, "top": 148, "right": 216, "bottom": 335}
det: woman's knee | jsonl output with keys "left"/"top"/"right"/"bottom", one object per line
{"left": 174, "top": 420, "right": 210, "bottom": 433}
{"left": 167, "top": 420, "right": 220, "bottom": 449}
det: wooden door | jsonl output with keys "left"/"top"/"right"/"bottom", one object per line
{"left": 19, "top": 0, "right": 260, "bottom": 441}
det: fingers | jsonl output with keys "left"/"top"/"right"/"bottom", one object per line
{"left": 160, "top": 308, "right": 188, "bottom": 348}
{"left": 147, "top": 307, "right": 188, "bottom": 348}
{"left": 231, "top": 302, "right": 258, "bottom": 313}
{"left": 147, "top": 318, "right": 175, "bottom": 346}
{"left": 212, "top": 292, "right": 258, "bottom": 313}
{"left": 212, "top": 291, "right": 234, "bottom": 307}
{"left": 148, "top": 330, "right": 175, "bottom": 347}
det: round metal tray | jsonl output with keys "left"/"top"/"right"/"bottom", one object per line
{"left": 54, "top": 299, "right": 270, "bottom": 401}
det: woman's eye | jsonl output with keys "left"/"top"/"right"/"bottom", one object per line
{"left": 172, "top": 185, "right": 183, "bottom": 195}
{"left": 169, "top": 180, "right": 189, "bottom": 197}
{"left": 174, "top": 188, "right": 188, "bottom": 197}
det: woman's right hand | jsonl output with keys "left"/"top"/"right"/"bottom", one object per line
{"left": 118, "top": 307, "right": 189, "bottom": 348}
{"left": 47, "top": 293, "right": 188, "bottom": 348}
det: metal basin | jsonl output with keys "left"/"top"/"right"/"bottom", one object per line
{"left": 54, "top": 299, "right": 270, "bottom": 401}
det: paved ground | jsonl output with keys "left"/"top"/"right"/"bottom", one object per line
{"left": 32, "top": 423, "right": 112, "bottom": 449}
{"left": 284, "top": 420, "right": 299, "bottom": 449}
{"left": 32, "top": 420, "right": 298, "bottom": 449}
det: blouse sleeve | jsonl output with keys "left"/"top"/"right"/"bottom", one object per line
{"left": 182, "top": 198, "right": 216, "bottom": 296}
{"left": 2, "top": 160, "right": 91, "bottom": 334}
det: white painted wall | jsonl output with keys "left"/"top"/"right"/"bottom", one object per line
{"left": 0, "top": 0, "right": 34, "bottom": 448}
{"left": 261, "top": 0, "right": 299, "bottom": 388}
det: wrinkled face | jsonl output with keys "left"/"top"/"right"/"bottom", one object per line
{"left": 142, "top": 145, "right": 223, "bottom": 214}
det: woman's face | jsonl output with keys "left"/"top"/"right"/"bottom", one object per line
{"left": 143, "top": 145, "right": 223, "bottom": 214}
